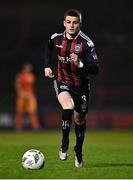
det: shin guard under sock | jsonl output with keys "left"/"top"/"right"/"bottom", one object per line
{"left": 61, "top": 109, "right": 73, "bottom": 151}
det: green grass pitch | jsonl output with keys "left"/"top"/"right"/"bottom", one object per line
{"left": 0, "top": 130, "right": 133, "bottom": 179}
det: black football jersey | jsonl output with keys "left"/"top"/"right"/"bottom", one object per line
{"left": 44, "top": 30, "right": 98, "bottom": 87}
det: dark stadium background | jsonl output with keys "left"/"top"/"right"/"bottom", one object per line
{"left": 0, "top": 0, "right": 132, "bottom": 129}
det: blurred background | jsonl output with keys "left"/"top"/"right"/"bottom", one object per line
{"left": 0, "top": 0, "right": 132, "bottom": 130}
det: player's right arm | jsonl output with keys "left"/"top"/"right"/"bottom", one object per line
{"left": 44, "top": 35, "right": 55, "bottom": 78}
{"left": 44, "top": 67, "right": 54, "bottom": 78}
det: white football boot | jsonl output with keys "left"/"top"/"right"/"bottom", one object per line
{"left": 59, "top": 148, "right": 68, "bottom": 160}
{"left": 74, "top": 146, "right": 83, "bottom": 168}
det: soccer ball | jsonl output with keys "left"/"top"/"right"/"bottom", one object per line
{"left": 22, "top": 149, "right": 45, "bottom": 170}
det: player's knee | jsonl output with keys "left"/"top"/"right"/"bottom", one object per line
{"left": 74, "top": 113, "right": 87, "bottom": 125}
{"left": 66, "top": 103, "right": 74, "bottom": 109}
{"left": 62, "top": 101, "right": 74, "bottom": 109}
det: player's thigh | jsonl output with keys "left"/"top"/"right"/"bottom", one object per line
{"left": 58, "top": 91, "right": 74, "bottom": 109}
{"left": 26, "top": 97, "right": 37, "bottom": 114}
{"left": 16, "top": 97, "right": 25, "bottom": 113}
{"left": 74, "top": 111, "right": 87, "bottom": 125}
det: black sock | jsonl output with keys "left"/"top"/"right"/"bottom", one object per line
{"left": 61, "top": 109, "right": 73, "bottom": 151}
{"left": 75, "top": 122, "right": 86, "bottom": 154}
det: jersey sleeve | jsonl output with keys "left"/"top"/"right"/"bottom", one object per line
{"left": 85, "top": 40, "right": 99, "bottom": 75}
{"left": 85, "top": 40, "right": 98, "bottom": 62}
{"left": 44, "top": 35, "right": 55, "bottom": 68}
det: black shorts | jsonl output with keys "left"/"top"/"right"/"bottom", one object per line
{"left": 54, "top": 80, "right": 90, "bottom": 114}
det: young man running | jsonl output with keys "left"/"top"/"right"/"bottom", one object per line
{"left": 44, "top": 9, "right": 99, "bottom": 167}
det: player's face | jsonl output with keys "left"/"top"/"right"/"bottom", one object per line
{"left": 64, "top": 16, "right": 80, "bottom": 38}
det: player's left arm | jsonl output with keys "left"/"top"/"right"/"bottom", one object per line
{"left": 85, "top": 40, "right": 99, "bottom": 75}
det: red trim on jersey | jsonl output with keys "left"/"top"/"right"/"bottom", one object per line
{"left": 60, "top": 39, "right": 67, "bottom": 56}
{"left": 57, "top": 62, "right": 61, "bottom": 81}
{"left": 60, "top": 39, "right": 70, "bottom": 85}
{"left": 70, "top": 39, "right": 75, "bottom": 54}
{"left": 70, "top": 40, "right": 79, "bottom": 87}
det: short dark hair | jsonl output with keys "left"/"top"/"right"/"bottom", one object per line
{"left": 64, "top": 9, "right": 82, "bottom": 24}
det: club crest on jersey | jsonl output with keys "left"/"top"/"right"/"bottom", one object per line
{"left": 74, "top": 44, "right": 81, "bottom": 54}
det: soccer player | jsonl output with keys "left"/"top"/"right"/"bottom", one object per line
{"left": 44, "top": 9, "right": 99, "bottom": 167}
{"left": 14, "top": 63, "right": 40, "bottom": 131}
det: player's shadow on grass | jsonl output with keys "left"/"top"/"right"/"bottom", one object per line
{"left": 90, "top": 163, "right": 133, "bottom": 167}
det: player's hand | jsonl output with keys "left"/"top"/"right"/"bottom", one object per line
{"left": 44, "top": 67, "right": 55, "bottom": 78}
{"left": 70, "top": 53, "right": 79, "bottom": 66}
{"left": 70, "top": 53, "right": 83, "bottom": 68}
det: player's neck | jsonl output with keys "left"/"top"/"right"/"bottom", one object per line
{"left": 65, "top": 31, "right": 79, "bottom": 40}
{"left": 66, "top": 33, "right": 74, "bottom": 40}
